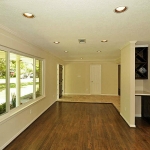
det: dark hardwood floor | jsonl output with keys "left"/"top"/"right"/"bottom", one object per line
{"left": 4, "top": 102, "right": 150, "bottom": 150}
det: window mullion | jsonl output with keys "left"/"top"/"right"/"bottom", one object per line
{"left": 40, "top": 60, "right": 43, "bottom": 96}
{"left": 33, "top": 58, "right": 36, "bottom": 99}
{"left": 16, "top": 55, "right": 20, "bottom": 107}
{"left": 6, "top": 52, "right": 10, "bottom": 112}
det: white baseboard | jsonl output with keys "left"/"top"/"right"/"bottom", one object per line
{"left": 1, "top": 102, "right": 55, "bottom": 150}
{"left": 64, "top": 93, "right": 118, "bottom": 96}
{"left": 64, "top": 93, "right": 90, "bottom": 95}
{"left": 100, "top": 94, "right": 119, "bottom": 96}
{"left": 129, "top": 124, "right": 136, "bottom": 128}
{"left": 135, "top": 114, "right": 142, "bottom": 117}
{"left": 120, "top": 113, "right": 136, "bottom": 128}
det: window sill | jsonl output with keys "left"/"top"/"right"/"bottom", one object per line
{"left": 0, "top": 95, "right": 45, "bottom": 125}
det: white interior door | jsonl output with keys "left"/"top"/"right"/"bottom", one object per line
{"left": 90, "top": 65, "right": 101, "bottom": 95}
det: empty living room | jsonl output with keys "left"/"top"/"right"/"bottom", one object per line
{"left": 1, "top": 0, "right": 150, "bottom": 149}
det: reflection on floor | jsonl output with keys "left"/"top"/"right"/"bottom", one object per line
{"left": 57, "top": 95, "right": 120, "bottom": 112}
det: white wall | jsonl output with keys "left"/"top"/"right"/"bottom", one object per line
{"left": 0, "top": 28, "right": 64, "bottom": 149}
{"left": 120, "top": 42, "right": 135, "bottom": 127}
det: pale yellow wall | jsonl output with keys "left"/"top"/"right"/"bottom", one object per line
{"left": 64, "top": 62, "right": 118, "bottom": 95}
{"left": 64, "top": 62, "right": 90, "bottom": 94}
{"left": 120, "top": 42, "right": 135, "bottom": 127}
{"left": 135, "top": 80, "right": 143, "bottom": 91}
{"left": 101, "top": 64, "right": 118, "bottom": 95}
{"left": 135, "top": 96, "right": 141, "bottom": 117}
{"left": 135, "top": 80, "right": 143, "bottom": 118}
{"left": 0, "top": 28, "right": 64, "bottom": 149}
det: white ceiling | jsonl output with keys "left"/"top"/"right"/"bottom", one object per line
{"left": 0, "top": 0, "right": 150, "bottom": 62}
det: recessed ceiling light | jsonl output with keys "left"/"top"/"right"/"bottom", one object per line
{"left": 80, "top": 58, "right": 83, "bottom": 59}
{"left": 97, "top": 51, "right": 101, "bottom": 53}
{"left": 23, "top": 12, "right": 35, "bottom": 18}
{"left": 54, "top": 41, "right": 60, "bottom": 44}
{"left": 114, "top": 6, "right": 127, "bottom": 13}
{"left": 101, "top": 40, "right": 108, "bottom": 42}
{"left": 64, "top": 51, "right": 68, "bottom": 53}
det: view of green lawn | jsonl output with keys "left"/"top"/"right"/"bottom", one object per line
{"left": 0, "top": 78, "right": 40, "bottom": 114}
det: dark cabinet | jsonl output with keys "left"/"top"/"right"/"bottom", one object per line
{"left": 135, "top": 47, "right": 148, "bottom": 79}
{"left": 142, "top": 96, "right": 150, "bottom": 118}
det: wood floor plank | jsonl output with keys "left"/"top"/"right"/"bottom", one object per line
{"left": 4, "top": 102, "right": 150, "bottom": 150}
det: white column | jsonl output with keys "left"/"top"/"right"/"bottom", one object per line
{"left": 120, "top": 41, "right": 136, "bottom": 127}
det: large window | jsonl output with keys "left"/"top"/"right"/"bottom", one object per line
{"left": 0, "top": 49, "right": 44, "bottom": 115}
{"left": 0, "top": 50, "right": 6, "bottom": 114}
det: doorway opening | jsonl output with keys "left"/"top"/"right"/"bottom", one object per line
{"left": 57, "top": 64, "right": 64, "bottom": 99}
{"left": 118, "top": 65, "right": 121, "bottom": 95}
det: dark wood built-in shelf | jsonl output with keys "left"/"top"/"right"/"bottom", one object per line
{"left": 135, "top": 47, "right": 148, "bottom": 79}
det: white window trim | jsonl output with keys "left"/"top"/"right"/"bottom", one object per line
{"left": 0, "top": 45, "right": 45, "bottom": 124}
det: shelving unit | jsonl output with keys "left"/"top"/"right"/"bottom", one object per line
{"left": 135, "top": 47, "right": 148, "bottom": 79}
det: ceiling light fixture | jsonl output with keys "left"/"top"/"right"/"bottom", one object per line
{"left": 80, "top": 58, "right": 83, "bottom": 59}
{"left": 101, "top": 40, "right": 108, "bottom": 42}
{"left": 54, "top": 41, "right": 60, "bottom": 44}
{"left": 64, "top": 51, "right": 68, "bottom": 53}
{"left": 114, "top": 6, "right": 127, "bottom": 13}
{"left": 97, "top": 51, "right": 101, "bottom": 53}
{"left": 23, "top": 12, "right": 35, "bottom": 18}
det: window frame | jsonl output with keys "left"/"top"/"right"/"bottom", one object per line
{"left": 0, "top": 45, "right": 45, "bottom": 123}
